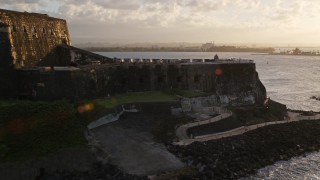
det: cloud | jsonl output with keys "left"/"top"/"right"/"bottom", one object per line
{"left": 2, "top": 0, "right": 320, "bottom": 45}
{"left": 57, "top": 2, "right": 119, "bottom": 23}
{"left": 187, "top": 0, "right": 228, "bottom": 11}
{"left": 0, "top": 0, "right": 293, "bottom": 28}
{"left": 0, "top": 0, "right": 52, "bottom": 12}
{"left": 0, "top": 0, "right": 50, "bottom": 7}
{"left": 187, "top": 0, "right": 260, "bottom": 12}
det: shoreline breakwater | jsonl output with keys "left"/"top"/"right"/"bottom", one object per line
{"left": 168, "top": 120, "right": 320, "bottom": 179}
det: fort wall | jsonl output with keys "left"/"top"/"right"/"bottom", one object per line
{"left": 0, "top": 9, "right": 267, "bottom": 104}
{"left": 0, "top": 9, "right": 70, "bottom": 68}
{"left": 14, "top": 62, "right": 266, "bottom": 105}
{"left": 92, "top": 62, "right": 266, "bottom": 104}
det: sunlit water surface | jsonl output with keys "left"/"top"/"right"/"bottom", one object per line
{"left": 98, "top": 51, "right": 320, "bottom": 179}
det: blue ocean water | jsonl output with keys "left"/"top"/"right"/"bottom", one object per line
{"left": 97, "top": 52, "right": 320, "bottom": 179}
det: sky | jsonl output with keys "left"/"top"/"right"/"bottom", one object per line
{"left": 1, "top": 0, "right": 320, "bottom": 46}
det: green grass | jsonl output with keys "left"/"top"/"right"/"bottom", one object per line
{"left": 162, "top": 88, "right": 209, "bottom": 98}
{"left": 0, "top": 92, "right": 179, "bottom": 160}
{"left": 0, "top": 100, "right": 23, "bottom": 107}
{"left": 0, "top": 90, "right": 207, "bottom": 160}
{"left": 94, "top": 91, "right": 179, "bottom": 109}
{"left": 0, "top": 100, "right": 93, "bottom": 160}
{"left": 94, "top": 90, "right": 207, "bottom": 109}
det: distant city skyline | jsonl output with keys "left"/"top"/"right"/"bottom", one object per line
{"left": 2, "top": 0, "right": 320, "bottom": 46}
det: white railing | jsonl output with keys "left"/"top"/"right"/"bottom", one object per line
{"left": 114, "top": 58, "right": 254, "bottom": 64}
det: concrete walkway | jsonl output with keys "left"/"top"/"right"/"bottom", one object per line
{"left": 174, "top": 111, "right": 320, "bottom": 146}
{"left": 87, "top": 106, "right": 139, "bottom": 130}
{"left": 176, "top": 112, "right": 232, "bottom": 139}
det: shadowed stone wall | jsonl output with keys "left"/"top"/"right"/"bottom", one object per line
{"left": 80, "top": 62, "right": 266, "bottom": 104}
{"left": 15, "top": 67, "right": 83, "bottom": 100}
{"left": 12, "top": 62, "right": 266, "bottom": 104}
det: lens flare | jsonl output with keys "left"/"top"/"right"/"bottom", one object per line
{"left": 84, "top": 103, "right": 94, "bottom": 111}
{"left": 77, "top": 103, "right": 94, "bottom": 113}
{"left": 215, "top": 68, "right": 223, "bottom": 76}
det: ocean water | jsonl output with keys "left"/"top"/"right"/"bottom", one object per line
{"left": 98, "top": 52, "right": 320, "bottom": 179}
{"left": 245, "top": 151, "right": 320, "bottom": 179}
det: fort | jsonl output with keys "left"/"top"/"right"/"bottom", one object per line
{"left": 0, "top": 9, "right": 70, "bottom": 68}
{"left": 0, "top": 9, "right": 266, "bottom": 104}
{"left": 1, "top": 9, "right": 305, "bottom": 180}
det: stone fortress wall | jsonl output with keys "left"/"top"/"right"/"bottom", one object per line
{"left": 0, "top": 9, "right": 70, "bottom": 68}
{"left": 90, "top": 62, "right": 266, "bottom": 104}
{"left": 14, "top": 61, "right": 266, "bottom": 104}
{"left": 0, "top": 9, "right": 267, "bottom": 105}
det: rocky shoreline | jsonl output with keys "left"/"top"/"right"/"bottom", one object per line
{"left": 9, "top": 119, "right": 320, "bottom": 180}
{"left": 167, "top": 120, "right": 320, "bottom": 179}
{"left": 3, "top": 102, "right": 320, "bottom": 179}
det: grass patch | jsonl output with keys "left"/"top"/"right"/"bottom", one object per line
{"left": 0, "top": 100, "right": 22, "bottom": 107}
{"left": 162, "top": 88, "right": 208, "bottom": 98}
{"left": 0, "top": 90, "right": 204, "bottom": 160}
{"left": 94, "top": 91, "right": 179, "bottom": 109}
{"left": 94, "top": 90, "right": 207, "bottom": 109}
{"left": 0, "top": 100, "right": 98, "bottom": 160}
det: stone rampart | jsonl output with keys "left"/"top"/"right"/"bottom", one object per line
{"left": 84, "top": 62, "right": 266, "bottom": 104}
{"left": 11, "top": 62, "right": 266, "bottom": 103}
{"left": 0, "top": 9, "right": 70, "bottom": 67}
{"left": 0, "top": 9, "right": 267, "bottom": 103}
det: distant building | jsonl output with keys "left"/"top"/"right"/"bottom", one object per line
{"left": 201, "top": 41, "right": 215, "bottom": 51}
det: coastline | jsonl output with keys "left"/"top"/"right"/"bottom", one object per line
{"left": 2, "top": 99, "right": 320, "bottom": 179}
{"left": 266, "top": 53, "right": 320, "bottom": 57}
{"left": 168, "top": 119, "right": 320, "bottom": 179}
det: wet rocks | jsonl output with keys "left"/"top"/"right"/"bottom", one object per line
{"left": 168, "top": 120, "right": 320, "bottom": 179}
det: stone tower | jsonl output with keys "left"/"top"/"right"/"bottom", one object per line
{"left": 0, "top": 9, "right": 71, "bottom": 68}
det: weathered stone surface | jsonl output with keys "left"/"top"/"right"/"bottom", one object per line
{"left": 79, "top": 62, "right": 266, "bottom": 104}
{"left": 0, "top": 9, "right": 70, "bottom": 67}
{"left": 9, "top": 61, "right": 267, "bottom": 102}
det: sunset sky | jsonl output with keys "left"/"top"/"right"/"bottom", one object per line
{"left": 2, "top": 0, "right": 320, "bottom": 46}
